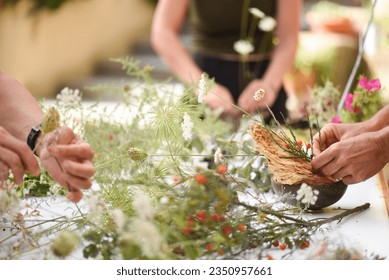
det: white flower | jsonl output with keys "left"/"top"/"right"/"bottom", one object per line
{"left": 301, "top": 144, "right": 313, "bottom": 158}
{"left": 112, "top": 208, "right": 127, "bottom": 231}
{"left": 258, "top": 16, "right": 277, "bottom": 32}
{"left": 214, "top": 147, "right": 225, "bottom": 164}
{"left": 181, "top": 112, "right": 194, "bottom": 141}
{"left": 131, "top": 219, "right": 162, "bottom": 258}
{"left": 133, "top": 191, "right": 155, "bottom": 220}
{"left": 56, "top": 87, "right": 82, "bottom": 107}
{"left": 160, "top": 196, "right": 169, "bottom": 205}
{"left": 296, "top": 183, "right": 319, "bottom": 205}
{"left": 249, "top": 7, "right": 265, "bottom": 19}
{"left": 198, "top": 73, "right": 208, "bottom": 103}
{"left": 233, "top": 40, "right": 254, "bottom": 56}
{"left": 253, "top": 88, "right": 265, "bottom": 101}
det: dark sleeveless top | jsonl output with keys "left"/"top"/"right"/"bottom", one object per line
{"left": 189, "top": 0, "right": 277, "bottom": 56}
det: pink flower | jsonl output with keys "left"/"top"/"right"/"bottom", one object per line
{"left": 345, "top": 93, "right": 354, "bottom": 112}
{"left": 331, "top": 115, "right": 341, "bottom": 123}
{"left": 358, "top": 77, "right": 381, "bottom": 92}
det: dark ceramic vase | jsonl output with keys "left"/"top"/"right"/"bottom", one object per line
{"left": 271, "top": 180, "right": 348, "bottom": 210}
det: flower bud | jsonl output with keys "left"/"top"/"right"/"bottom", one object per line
{"left": 51, "top": 231, "right": 80, "bottom": 257}
{"left": 128, "top": 148, "right": 147, "bottom": 161}
{"left": 41, "top": 107, "right": 61, "bottom": 134}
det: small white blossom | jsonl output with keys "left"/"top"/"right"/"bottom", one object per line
{"left": 198, "top": 73, "right": 208, "bottom": 103}
{"left": 131, "top": 219, "right": 163, "bottom": 258}
{"left": 258, "top": 16, "right": 277, "bottom": 32}
{"left": 56, "top": 87, "right": 81, "bottom": 107}
{"left": 160, "top": 196, "right": 169, "bottom": 205}
{"left": 181, "top": 112, "right": 194, "bottom": 141}
{"left": 249, "top": 7, "right": 265, "bottom": 19}
{"left": 112, "top": 208, "right": 127, "bottom": 231}
{"left": 296, "top": 183, "right": 319, "bottom": 205}
{"left": 301, "top": 144, "right": 313, "bottom": 158}
{"left": 214, "top": 147, "right": 225, "bottom": 164}
{"left": 133, "top": 191, "right": 155, "bottom": 220}
{"left": 233, "top": 40, "right": 254, "bottom": 56}
{"left": 253, "top": 88, "right": 265, "bottom": 101}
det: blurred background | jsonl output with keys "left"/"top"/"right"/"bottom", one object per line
{"left": 1, "top": 0, "right": 388, "bottom": 107}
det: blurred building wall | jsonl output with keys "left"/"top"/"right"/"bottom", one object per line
{"left": 0, "top": 0, "right": 154, "bottom": 98}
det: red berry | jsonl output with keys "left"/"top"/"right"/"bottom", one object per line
{"left": 195, "top": 210, "right": 208, "bottom": 222}
{"left": 205, "top": 243, "right": 213, "bottom": 252}
{"left": 299, "top": 240, "right": 310, "bottom": 249}
{"left": 217, "top": 249, "right": 224, "bottom": 256}
{"left": 183, "top": 226, "right": 191, "bottom": 235}
{"left": 216, "top": 164, "right": 227, "bottom": 175}
{"left": 187, "top": 216, "right": 194, "bottom": 227}
{"left": 272, "top": 240, "right": 279, "bottom": 247}
{"left": 306, "top": 143, "right": 311, "bottom": 149}
{"left": 222, "top": 225, "right": 231, "bottom": 236}
{"left": 211, "top": 213, "right": 219, "bottom": 222}
{"left": 237, "top": 224, "right": 246, "bottom": 232}
{"left": 267, "top": 255, "right": 274, "bottom": 260}
{"left": 194, "top": 174, "right": 207, "bottom": 185}
{"left": 108, "top": 134, "right": 114, "bottom": 141}
{"left": 297, "top": 140, "right": 303, "bottom": 146}
{"left": 219, "top": 214, "right": 226, "bottom": 222}
{"left": 279, "top": 243, "right": 287, "bottom": 250}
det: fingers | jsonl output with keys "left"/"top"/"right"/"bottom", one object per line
{"left": 67, "top": 189, "right": 83, "bottom": 203}
{"left": 0, "top": 145, "right": 38, "bottom": 185}
{"left": 0, "top": 160, "right": 10, "bottom": 184}
{"left": 0, "top": 129, "right": 40, "bottom": 177}
{"left": 49, "top": 143, "right": 94, "bottom": 160}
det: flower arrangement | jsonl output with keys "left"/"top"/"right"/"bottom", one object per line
{"left": 0, "top": 58, "right": 371, "bottom": 260}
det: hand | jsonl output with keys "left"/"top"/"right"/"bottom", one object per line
{"left": 204, "top": 83, "right": 240, "bottom": 117}
{"left": 311, "top": 131, "right": 387, "bottom": 185}
{"left": 38, "top": 127, "right": 95, "bottom": 203}
{"left": 237, "top": 79, "right": 277, "bottom": 114}
{"left": 312, "top": 122, "right": 370, "bottom": 157}
{"left": 0, "top": 126, "right": 40, "bottom": 187}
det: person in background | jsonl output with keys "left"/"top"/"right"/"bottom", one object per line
{"left": 312, "top": 105, "right": 389, "bottom": 185}
{"left": 0, "top": 71, "right": 95, "bottom": 202}
{"left": 151, "top": 0, "right": 302, "bottom": 121}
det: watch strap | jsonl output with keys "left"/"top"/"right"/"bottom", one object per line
{"left": 27, "top": 124, "right": 42, "bottom": 156}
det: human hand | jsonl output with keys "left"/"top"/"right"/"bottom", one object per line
{"left": 312, "top": 122, "right": 370, "bottom": 157}
{"left": 38, "top": 126, "right": 95, "bottom": 203}
{"left": 311, "top": 130, "right": 387, "bottom": 185}
{"left": 0, "top": 126, "right": 40, "bottom": 187}
{"left": 204, "top": 83, "right": 240, "bottom": 117}
{"left": 237, "top": 79, "right": 276, "bottom": 114}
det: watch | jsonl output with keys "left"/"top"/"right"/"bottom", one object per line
{"left": 27, "top": 124, "right": 42, "bottom": 156}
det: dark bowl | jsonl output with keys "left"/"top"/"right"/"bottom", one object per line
{"left": 271, "top": 179, "right": 348, "bottom": 210}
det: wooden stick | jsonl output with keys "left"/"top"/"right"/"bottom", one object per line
{"left": 378, "top": 169, "right": 389, "bottom": 218}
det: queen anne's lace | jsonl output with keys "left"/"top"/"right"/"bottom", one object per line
{"left": 296, "top": 183, "right": 319, "bottom": 205}
{"left": 56, "top": 87, "right": 81, "bottom": 107}
{"left": 181, "top": 112, "right": 194, "bottom": 141}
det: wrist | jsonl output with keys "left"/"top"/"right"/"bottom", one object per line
{"left": 26, "top": 124, "right": 42, "bottom": 156}
{"left": 375, "top": 126, "right": 389, "bottom": 161}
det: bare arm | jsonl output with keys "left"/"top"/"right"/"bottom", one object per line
{"left": 0, "top": 71, "right": 44, "bottom": 141}
{"left": 151, "top": 0, "right": 202, "bottom": 83}
{"left": 151, "top": 0, "right": 238, "bottom": 116}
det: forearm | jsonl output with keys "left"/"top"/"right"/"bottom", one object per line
{"left": 376, "top": 125, "right": 389, "bottom": 163}
{"left": 0, "top": 71, "right": 44, "bottom": 143}
{"left": 364, "top": 105, "right": 389, "bottom": 132}
{"left": 151, "top": 30, "right": 203, "bottom": 83}
{"left": 262, "top": 0, "right": 301, "bottom": 92}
